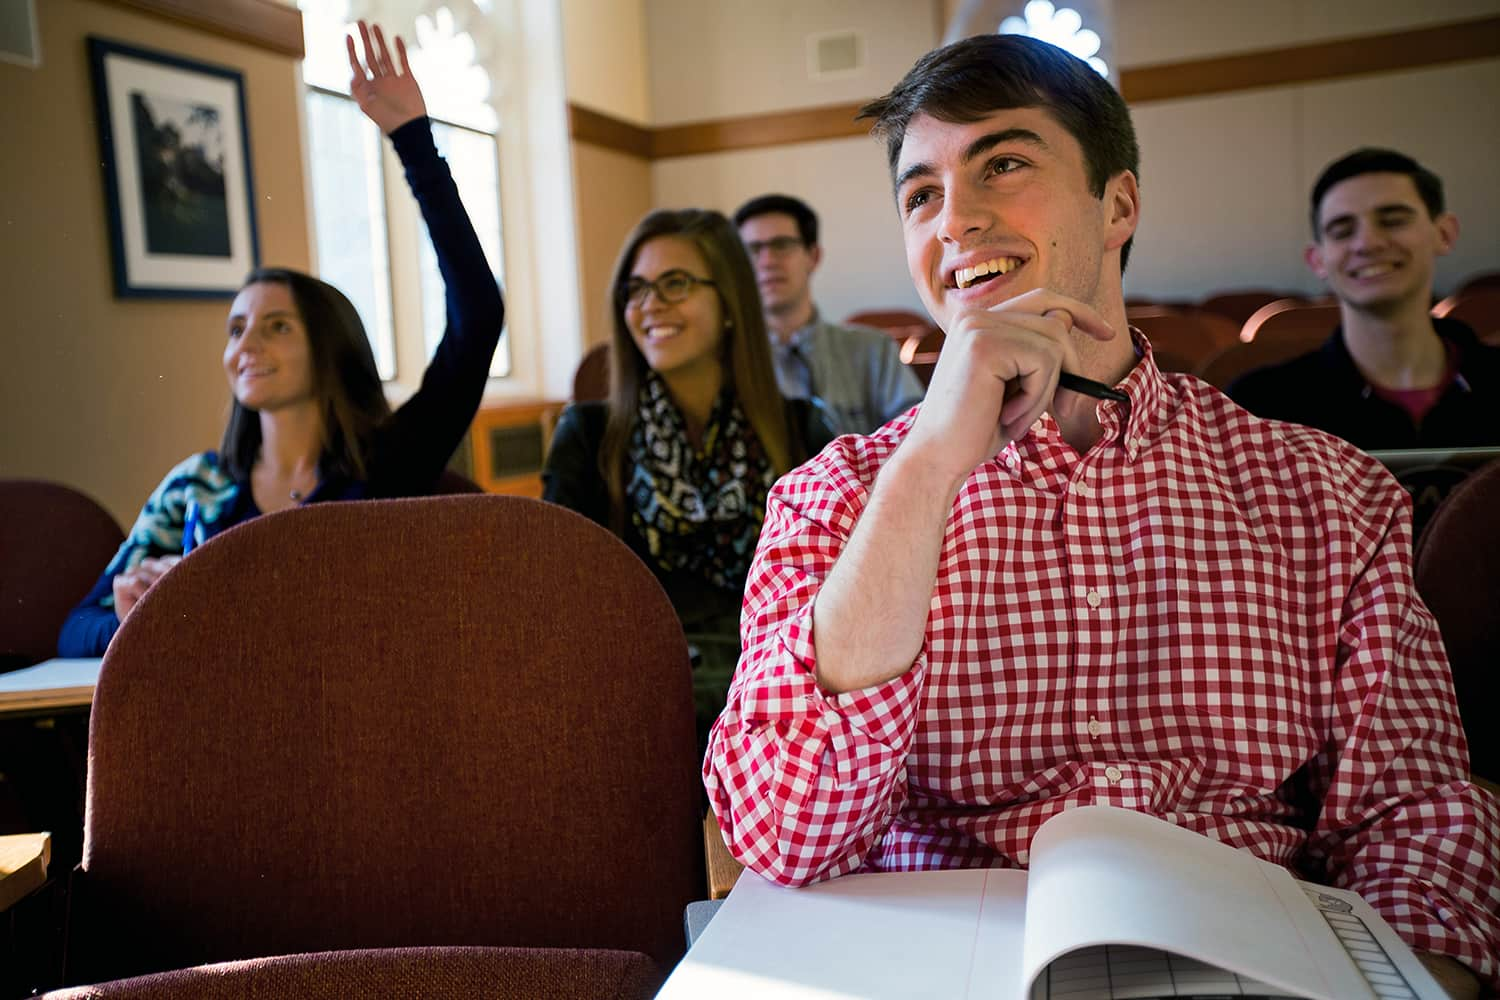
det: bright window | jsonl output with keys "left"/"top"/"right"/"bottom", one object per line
{"left": 299, "top": 1, "right": 509, "bottom": 381}
{"left": 1000, "top": 1, "right": 1108, "bottom": 78}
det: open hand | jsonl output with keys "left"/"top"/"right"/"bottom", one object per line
{"left": 346, "top": 20, "right": 427, "bottom": 135}
{"left": 111, "top": 555, "right": 182, "bottom": 624}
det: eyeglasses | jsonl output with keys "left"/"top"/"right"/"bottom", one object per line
{"left": 618, "top": 270, "right": 716, "bottom": 309}
{"left": 743, "top": 236, "right": 805, "bottom": 258}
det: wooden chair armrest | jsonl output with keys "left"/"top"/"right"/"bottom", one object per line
{"left": 0, "top": 833, "right": 49, "bottom": 913}
{"left": 702, "top": 812, "right": 743, "bottom": 900}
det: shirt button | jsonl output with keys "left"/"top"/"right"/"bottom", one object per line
{"left": 1072, "top": 480, "right": 1093, "bottom": 497}
{"left": 1087, "top": 717, "right": 1103, "bottom": 738}
{"left": 1105, "top": 765, "right": 1123, "bottom": 783}
{"left": 1086, "top": 590, "right": 1102, "bottom": 608}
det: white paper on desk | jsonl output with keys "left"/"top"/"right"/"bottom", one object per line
{"left": 0, "top": 658, "right": 102, "bottom": 694}
{"left": 660, "top": 867, "right": 1027, "bottom": 999}
{"left": 657, "top": 806, "right": 1449, "bottom": 1000}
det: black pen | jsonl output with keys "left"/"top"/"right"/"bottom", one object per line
{"left": 1058, "top": 371, "right": 1129, "bottom": 403}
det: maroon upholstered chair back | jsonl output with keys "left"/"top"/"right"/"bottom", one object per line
{"left": 1197, "top": 289, "right": 1302, "bottom": 327}
{"left": 0, "top": 480, "right": 124, "bottom": 671}
{"left": 572, "top": 343, "right": 610, "bottom": 402}
{"left": 1126, "top": 308, "right": 1239, "bottom": 373}
{"left": 1432, "top": 289, "right": 1500, "bottom": 347}
{"left": 45, "top": 947, "right": 659, "bottom": 1000}
{"left": 73, "top": 496, "right": 702, "bottom": 984}
{"left": 1413, "top": 460, "right": 1500, "bottom": 783}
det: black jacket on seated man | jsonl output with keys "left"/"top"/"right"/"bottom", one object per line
{"left": 1229, "top": 317, "right": 1500, "bottom": 450}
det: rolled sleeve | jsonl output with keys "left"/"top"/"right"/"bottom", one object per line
{"left": 705, "top": 442, "right": 928, "bottom": 886}
{"left": 1307, "top": 493, "right": 1500, "bottom": 988}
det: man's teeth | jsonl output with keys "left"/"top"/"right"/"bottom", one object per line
{"left": 1351, "top": 263, "right": 1396, "bottom": 279}
{"left": 956, "top": 257, "right": 1020, "bottom": 289}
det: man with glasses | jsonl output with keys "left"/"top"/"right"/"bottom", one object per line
{"left": 734, "top": 194, "right": 924, "bottom": 435}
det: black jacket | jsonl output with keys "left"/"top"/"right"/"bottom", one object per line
{"left": 1228, "top": 318, "right": 1500, "bottom": 450}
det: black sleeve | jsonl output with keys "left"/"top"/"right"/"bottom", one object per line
{"left": 541, "top": 403, "right": 612, "bottom": 527}
{"left": 367, "top": 117, "right": 505, "bottom": 497}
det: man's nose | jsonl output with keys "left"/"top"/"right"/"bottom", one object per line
{"left": 937, "top": 183, "right": 991, "bottom": 244}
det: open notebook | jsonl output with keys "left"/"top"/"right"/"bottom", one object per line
{"left": 658, "top": 806, "right": 1447, "bottom": 1000}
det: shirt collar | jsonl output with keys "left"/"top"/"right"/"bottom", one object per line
{"left": 1111, "top": 328, "right": 1171, "bottom": 461}
{"left": 1000, "top": 328, "right": 1168, "bottom": 468}
{"left": 783, "top": 307, "right": 823, "bottom": 350}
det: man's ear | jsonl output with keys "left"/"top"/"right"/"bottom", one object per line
{"left": 1434, "top": 212, "right": 1459, "bottom": 256}
{"left": 1304, "top": 242, "right": 1329, "bottom": 281}
{"left": 1103, "top": 171, "right": 1139, "bottom": 253}
{"left": 809, "top": 243, "right": 823, "bottom": 272}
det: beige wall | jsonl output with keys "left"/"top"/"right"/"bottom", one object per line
{"left": 561, "top": 0, "right": 651, "bottom": 124}
{"left": 0, "top": 0, "right": 309, "bottom": 529}
{"left": 561, "top": 0, "right": 653, "bottom": 355}
{"left": 643, "top": 1, "right": 1500, "bottom": 323}
{"left": 571, "top": 142, "right": 651, "bottom": 351}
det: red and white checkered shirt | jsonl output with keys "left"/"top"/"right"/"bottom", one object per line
{"left": 705, "top": 343, "right": 1500, "bottom": 984}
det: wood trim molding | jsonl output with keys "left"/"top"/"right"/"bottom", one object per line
{"left": 568, "top": 16, "right": 1500, "bottom": 160}
{"left": 105, "top": 0, "right": 304, "bottom": 57}
{"left": 651, "top": 102, "right": 870, "bottom": 158}
{"left": 568, "top": 104, "right": 653, "bottom": 159}
{"left": 1119, "top": 15, "right": 1500, "bottom": 104}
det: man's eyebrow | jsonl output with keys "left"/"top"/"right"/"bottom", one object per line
{"left": 894, "top": 127, "right": 1050, "bottom": 193}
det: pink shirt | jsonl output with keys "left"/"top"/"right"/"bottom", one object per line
{"left": 705, "top": 343, "right": 1500, "bottom": 985}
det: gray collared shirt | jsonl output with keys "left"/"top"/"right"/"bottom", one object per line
{"left": 770, "top": 310, "right": 926, "bottom": 435}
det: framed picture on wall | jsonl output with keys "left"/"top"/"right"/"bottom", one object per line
{"left": 87, "top": 37, "right": 259, "bottom": 298}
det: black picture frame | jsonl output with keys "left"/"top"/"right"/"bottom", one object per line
{"left": 88, "top": 37, "right": 259, "bottom": 298}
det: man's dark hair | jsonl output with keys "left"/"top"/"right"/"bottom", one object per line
{"left": 1309, "top": 148, "right": 1445, "bottom": 238}
{"left": 859, "top": 33, "right": 1140, "bottom": 271}
{"left": 733, "top": 194, "right": 819, "bottom": 247}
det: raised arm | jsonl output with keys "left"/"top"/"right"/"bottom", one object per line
{"left": 346, "top": 21, "right": 505, "bottom": 495}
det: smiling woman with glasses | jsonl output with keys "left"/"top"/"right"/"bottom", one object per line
{"left": 543, "top": 208, "right": 836, "bottom": 748}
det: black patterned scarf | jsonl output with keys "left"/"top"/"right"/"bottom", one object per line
{"left": 627, "top": 373, "right": 774, "bottom": 591}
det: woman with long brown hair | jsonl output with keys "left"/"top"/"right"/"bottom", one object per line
{"left": 59, "top": 22, "right": 503, "bottom": 656}
{"left": 543, "top": 208, "right": 834, "bottom": 742}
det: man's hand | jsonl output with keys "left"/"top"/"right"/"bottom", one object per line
{"left": 1418, "top": 953, "right": 1480, "bottom": 1000}
{"left": 904, "top": 289, "right": 1115, "bottom": 488}
{"left": 347, "top": 20, "right": 427, "bottom": 135}
{"left": 111, "top": 555, "right": 182, "bottom": 624}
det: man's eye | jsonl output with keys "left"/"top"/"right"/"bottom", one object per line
{"left": 988, "top": 156, "right": 1024, "bottom": 176}
{"left": 228, "top": 324, "right": 244, "bottom": 339}
{"left": 904, "top": 190, "right": 932, "bottom": 215}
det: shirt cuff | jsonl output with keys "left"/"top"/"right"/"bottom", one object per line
{"left": 735, "top": 600, "right": 928, "bottom": 753}
{"left": 388, "top": 115, "right": 436, "bottom": 163}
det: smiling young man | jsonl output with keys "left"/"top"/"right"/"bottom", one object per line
{"left": 734, "top": 194, "right": 925, "bottom": 435}
{"left": 1230, "top": 149, "right": 1500, "bottom": 449}
{"left": 704, "top": 36, "right": 1497, "bottom": 997}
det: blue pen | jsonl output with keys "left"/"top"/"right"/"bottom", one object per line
{"left": 183, "top": 498, "right": 200, "bottom": 556}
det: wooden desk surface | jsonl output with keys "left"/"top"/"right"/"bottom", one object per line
{"left": 0, "top": 658, "right": 101, "bottom": 715}
{"left": 0, "top": 833, "right": 50, "bottom": 912}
